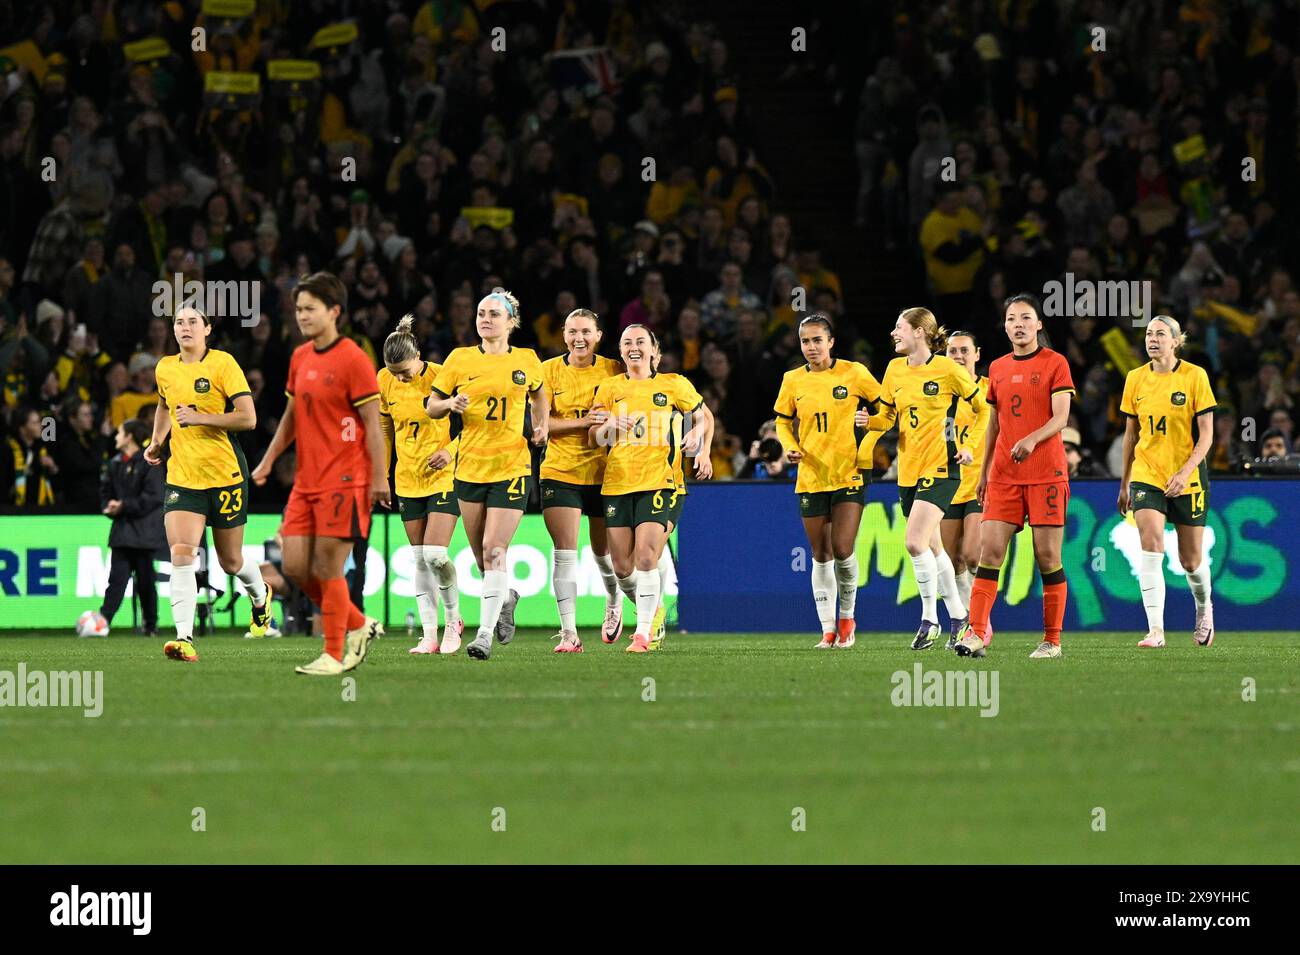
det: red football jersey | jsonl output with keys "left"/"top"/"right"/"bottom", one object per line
{"left": 985, "top": 346, "right": 1075, "bottom": 485}
{"left": 285, "top": 336, "right": 380, "bottom": 493}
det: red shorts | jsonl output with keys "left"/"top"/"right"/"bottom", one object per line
{"left": 282, "top": 486, "right": 371, "bottom": 539}
{"left": 981, "top": 480, "right": 1069, "bottom": 530}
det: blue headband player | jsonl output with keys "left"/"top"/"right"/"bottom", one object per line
{"left": 486, "top": 291, "right": 516, "bottom": 318}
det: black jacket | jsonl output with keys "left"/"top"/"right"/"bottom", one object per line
{"left": 99, "top": 450, "right": 165, "bottom": 550}
{"left": 55, "top": 429, "right": 107, "bottom": 513}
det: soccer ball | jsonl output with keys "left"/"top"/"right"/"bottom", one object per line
{"left": 76, "top": 610, "right": 110, "bottom": 638}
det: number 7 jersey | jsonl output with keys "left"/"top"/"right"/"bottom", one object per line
{"left": 378, "top": 362, "right": 457, "bottom": 498}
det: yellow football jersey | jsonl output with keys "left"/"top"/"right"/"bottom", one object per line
{"left": 155, "top": 348, "right": 251, "bottom": 489}
{"left": 774, "top": 359, "right": 881, "bottom": 494}
{"left": 952, "top": 375, "right": 990, "bottom": 505}
{"left": 592, "top": 373, "right": 703, "bottom": 496}
{"left": 432, "top": 345, "right": 543, "bottom": 484}
{"left": 540, "top": 353, "right": 621, "bottom": 485}
{"left": 1120, "top": 359, "right": 1216, "bottom": 494}
{"left": 872, "top": 354, "right": 981, "bottom": 487}
{"left": 379, "top": 362, "right": 457, "bottom": 498}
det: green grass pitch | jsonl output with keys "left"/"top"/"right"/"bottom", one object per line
{"left": 1, "top": 630, "right": 1296, "bottom": 864}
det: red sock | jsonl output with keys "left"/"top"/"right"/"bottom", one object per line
{"left": 1042, "top": 567, "right": 1067, "bottom": 646}
{"left": 969, "top": 566, "right": 1000, "bottom": 644}
{"left": 299, "top": 577, "right": 364, "bottom": 629}
{"left": 301, "top": 578, "right": 323, "bottom": 605}
{"left": 319, "top": 577, "right": 351, "bottom": 661}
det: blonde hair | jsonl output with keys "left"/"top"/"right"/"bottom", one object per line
{"left": 898, "top": 306, "right": 948, "bottom": 350}
{"left": 383, "top": 314, "right": 420, "bottom": 365}
{"left": 1148, "top": 314, "right": 1188, "bottom": 349}
{"left": 482, "top": 287, "right": 523, "bottom": 331}
{"left": 564, "top": 307, "right": 601, "bottom": 328}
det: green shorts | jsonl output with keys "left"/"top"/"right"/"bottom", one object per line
{"left": 798, "top": 485, "right": 865, "bottom": 518}
{"left": 944, "top": 496, "right": 983, "bottom": 520}
{"left": 540, "top": 479, "right": 603, "bottom": 517}
{"left": 397, "top": 489, "right": 460, "bottom": 520}
{"left": 899, "top": 477, "right": 960, "bottom": 518}
{"left": 164, "top": 480, "right": 249, "bottom": 527}
{"left": 603, "top": 488, "right": 674, "bottom": 528}
{"left": 455, "top": 476, "right": 531, "bottom": 511}
{"left": 665, "top": 488, "right": 685, "bottom": 527}
{"left": 1130, "top": 481, "right": 1208, "bottom": 526}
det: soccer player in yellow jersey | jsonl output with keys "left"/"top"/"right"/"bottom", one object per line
{"left": 774, "top": 314, "right": 881, "bottom": 649}
{"left": 939, "top": 330, "right": 990, "bottom": 648}
{"left": 539, "top": 308, "right": 622, "bottom": 653}
{"left": 589, "top": 324, "right": 713, "bottom": 653}
{"left": 1117, "top": 315, "right": 1217, "bottom": 648}
{"left": 379, "top": 316, "right": 463, "bottom": 655}
{"left": 427, "top": 288, "right": 548, "bottom": 660}
{"left": 860, "top": 307, "right": 983, "bottom": 651}
{"left": 145, "top": 303, "right": 271, "bottom": 662}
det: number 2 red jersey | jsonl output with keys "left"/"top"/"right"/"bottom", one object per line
{"left": 985, "top": 346, "right": 1075, "bottom": 485}
{"left": 285, "top": 336, "right": 381, "bottom": 493}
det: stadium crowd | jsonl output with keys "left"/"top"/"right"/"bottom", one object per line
{"left": 2, "top": 0, "right": 1299, "bottom": 516}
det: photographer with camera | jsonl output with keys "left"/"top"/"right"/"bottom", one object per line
{"left": 744, "top": 419, "right": 793, "bottom": 480}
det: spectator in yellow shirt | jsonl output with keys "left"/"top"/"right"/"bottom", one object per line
{"left": 110, "top": 353, "right": 159, "bottom": 427}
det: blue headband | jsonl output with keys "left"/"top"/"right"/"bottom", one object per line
{"left": 486, "top": 293, "right": 516, "bottom": 318}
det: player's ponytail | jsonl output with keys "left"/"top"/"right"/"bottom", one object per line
{"left": 898, "top": 306, "right": 947, "bottom": 350}
{"left": 1149, "top": 314, "right": 1188, "bottom": 350}
{"left": 384, "top": 314, "right": 421, "bottom": 366}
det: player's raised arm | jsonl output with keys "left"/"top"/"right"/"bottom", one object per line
{"left": 177, "top": 393, "right": 255, "bottom": 432}
{"left": 251, "top": 394, "right": 295, "bottom": 486}
{"left": 1011, "top": 391, "right": 1071, "bottom": 462}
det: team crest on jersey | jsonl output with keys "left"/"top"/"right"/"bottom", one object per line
{"left": 923, "top": 381, "right": 939, "bottom": 396}
{"left": 1171, "top": 391, "right": 1187, "bottom": 405}
{"left": 653, "top": 392, "right": 668, "bottom": 406}
{"left": 194, "top": 378, "right": 211, "bottom": 394}
{"left": 1030, "top": 373, "right": 1041, "bottom": 386}
{"left": 324, "top": 372, "right": 336, "bottom": 386}
{"left": 832, "top": 385, "right": 849, "bottom": 399}
{"left": 512, "top": 370, "right": 526, "bottom": 385}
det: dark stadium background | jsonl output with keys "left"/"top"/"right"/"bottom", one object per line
{"left": 1, "top": 0, "right": 1297, "bottom": 515}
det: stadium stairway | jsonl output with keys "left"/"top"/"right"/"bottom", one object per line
{"left": 711, "top": 0, "right": 911, "bottom": 339}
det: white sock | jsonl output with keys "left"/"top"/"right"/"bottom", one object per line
{"left": 169, "top": 563, "right": 197, "bottom": 641}
{"left": 427, "top": 545, "right": 459, "bottom": 622}
{"left": 811, "top": 559, "right": 836, "bottom": 633}
{"left": 594, "top": 552, "right": 620, "bottom": 606}
{"left": 553, "top": 548, "right": 578, "bottom": 634}
{"left": 478, "top": 568, "right": 508, "bottom": 638}
{"left": 657, "top": 545, "right": 673, "bottom": 597}
{"left": 955, "top": 568, "right": 972, "bottom": 608}
{"left": 909, "top": 550, "right": 938, "bottom": 623}
{"left": 235, "top": 555, "right": 268, "bottom": 606}
{"left": 634, "top": 567, "right": 661, "bottom": 638}
{"left": 1186, "top": 561, "right": 1212, "bottom": 614}
{"left": 1139, "top": 550, "right": 1166, "bottom": 632}
{"left": 934, "top": 548, "right": 967, "bottom": 619}
{"left": 616, "top": 571, "right": 637, "bottom": 605}
{"left": 833, "top": 555, "right": 858, "bottom": 619}
{"left": 411, "top": 545, "right": 438, "bottom": 638}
